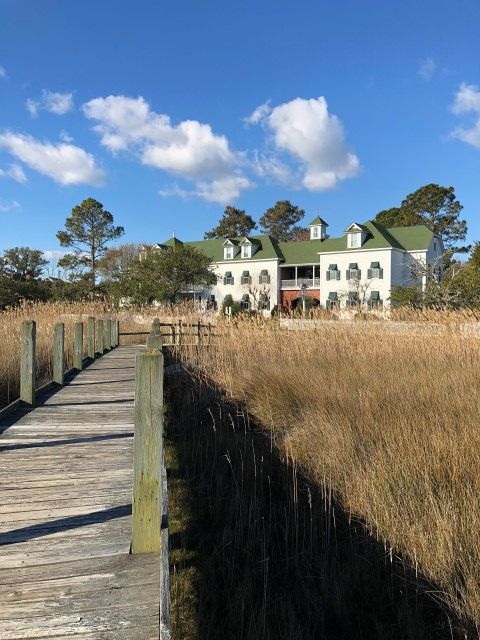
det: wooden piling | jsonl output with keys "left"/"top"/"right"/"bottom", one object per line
{"left": 53, "top": 323, "right": 65, "bottom": 385}
{"left": 87, "top": 317, "right": 95, "bottom": 359}
{"left": 105, "top": 319, "right": 112, "bottom": 351}
{"left": 177, "top": 319, "right": 182, "bottom": 347}
{"left": 20, "top": 320, "right": 36, "bottom": 406}
{"left": 97, "top": 319, "right": 104, "bottom": 355}
{"left": 196, "top": 320, "right": 201, "bottom": 346}
{"left": 74, "top": 322, "right": 83, "bottom": 371}
{"left": 146, "top": 318, "right": 163, "bottom": 350}
{"left": 132, "top": 348, "right": 164, "bottom": 553}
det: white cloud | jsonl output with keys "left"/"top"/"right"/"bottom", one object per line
{"left": 82, "top": 95, "right": 252, "bottom": 203}
{"left": 0, "top": 132, "right": 105, "bottom": 186}
{"left": 60, "top": 130, "right": 74, "bottom": 143}
{"left": 418, "top": 57, "right": 436, "bottom": 81}
{"left": 0, "top": 200, "right": 21, "bottom": 213}
{"left": 0, "top": 66, "right": 6, "bottom": 79}
{"left": 25, "top": 99, "right": 39, "bottom": 117}
{"left": 251, "top": 151, "right": 293, "bottom": 185}
{"left": 244, "top": 100, "right": 272, "bottom": 126}
{"left": 26, "top": 90, "right": 74, "bottom": 117}
{"left": 451, "top": 83, "right": 480, "bottom": 149}
{"left": 250, "top": 96, "right": 359, "bottom": 190}
{"left": 0, "top": 163, "right": 27, "bottom": 183}
{"left": 159, "top": 175, "right": 252, "bottom": 203}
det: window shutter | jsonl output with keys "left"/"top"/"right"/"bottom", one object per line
{"left": 357, "top": 269, "right": 361, "bottom": 279}
{"left": 367, "top": 268, "right": 372, "bottom": 279}
{"left": 326, "top": 271, "right": 330, "bottom": 281}
{"left": 336, "top": 270, "right": 341, "bottom": 280}
{"left": 346, "top": 269, "right": 350, "bottom": 279}
{"left": 379, "top": 268, "right": 383, "bottom": 279}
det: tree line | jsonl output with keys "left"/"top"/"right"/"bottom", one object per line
{"left": 0, "top": 183, "right": 478, "bottom": 310}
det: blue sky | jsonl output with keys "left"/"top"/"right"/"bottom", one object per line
{"left": 1, "top": 0, "right": 480, "bottom": 265}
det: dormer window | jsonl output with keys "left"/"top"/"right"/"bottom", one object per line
{"left": 223, "top": 239, "right": 239, "bottom": 260}
{"left": 348, "top": 232, "right": 361, "bottom": 248}
{"left": 311, "top": 226, "right": 319, "bottom": 239}
{"left": 241, "top": 245, "right": 251, "bottom": 258}
{"left": 345, "top": 223, "right": 368, "bottom": 248}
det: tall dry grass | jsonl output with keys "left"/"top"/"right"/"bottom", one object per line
{"left": 0, "top": 300, "right": 208, "bottom": 408}
{"left": 187, "top": 314, "right": 480, "bottom": 633}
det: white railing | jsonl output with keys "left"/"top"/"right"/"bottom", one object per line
{"left": 280, "top": 278, "right": 318, "bottom": 289}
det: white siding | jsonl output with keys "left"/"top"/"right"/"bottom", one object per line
{"left": 319, "top": 249, "right": 393, "bottom": 308}
{"left": 198, "top": 259, "right": 280, "bottom": 309}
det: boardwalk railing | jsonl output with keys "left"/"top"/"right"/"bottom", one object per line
{"left": 132, "top": 320, "right": 171, "bottom": 638}
{"left": 0, "top": 316, "right": 119, "bottom": 420}
{"left": 120, "top": 319, "right": 213, "bottom": 346}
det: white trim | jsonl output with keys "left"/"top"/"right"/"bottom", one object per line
{"left": 318, "top": 248, "right": 393, "bottom": 255}
{"left": 212, "top": 257, "right": 282, "bottom": 265}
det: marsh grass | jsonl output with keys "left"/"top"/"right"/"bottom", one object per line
{"left": 174, "top": 313, "right": 480, "bottom": 635}
{"left": 166, "top": 365, "right": 458, "bottom": 639}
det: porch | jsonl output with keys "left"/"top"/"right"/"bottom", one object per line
{"left": 280, "top": 266, "right": 320, "bottom": 289}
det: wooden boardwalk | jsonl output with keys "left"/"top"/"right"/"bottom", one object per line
{"left": 0, "top": 345, "right": 160, "bottom": 639}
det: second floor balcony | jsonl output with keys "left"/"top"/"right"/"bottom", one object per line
{"left": 280, "top": 266, "right": 320, "bottom": 290}
{"left": 280, "top": 278, "right": 320, "bottom": 289}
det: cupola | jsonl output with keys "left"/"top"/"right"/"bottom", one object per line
{"left": 308, "top": 216, "right": 328, "bottom": 240}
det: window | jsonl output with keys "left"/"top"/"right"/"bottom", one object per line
{"left": 346, "top": 263, "right": 361, "bottom": 280}
{"left": 240, "top": 294, "right": 250, "bottom": 310}
{"left": 326, "top": 264, "right": 340, "bottom": 281}
{"left": 224, "top": 246, "right": 234, "bottom": 260}
{"left": 241, "top": 245, "right": 251, "bottom": 258}
{"left": 348, "top": 232, "right": 361, "bottom": 248}
{"left": 346, "top": 292, "right": 358, "bottom": 308}
{"left": 241, "top": 270, "right": 252, "bottom": 285}
{"left": 259, "top": 293, "right": 270, "bottom": 310}
{"left": 326, "top": 291, "right": 338, "bottom": 310}
{"left": 311, "top": 226, "right": 319, "bottom": 239}
{"left": 223, "top": 271, "right": 234, "bottom": 285}
{"left": 368, "top": 291, "right": 382, "bottom": 309}
{"left": 259, "top": 269, "right": 270, "bottom": 284}
{"left": 367, "top": 262, "right": 383, "bottom": 279}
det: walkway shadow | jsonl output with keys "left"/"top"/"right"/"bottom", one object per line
{"left": 0, "top": 504, "right": 132, "bottom": 545}
{"left": 166, "top": 367, "right": 465, "bottom": 640}
{"left": 0, "top": 432, "right": 133, "bottom": 452}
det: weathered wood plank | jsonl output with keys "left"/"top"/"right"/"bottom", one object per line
{"left": 0, "top": 345, "right": 160, "bottom": 637}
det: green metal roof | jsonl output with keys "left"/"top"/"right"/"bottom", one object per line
{"left": 309, "top": 215, "right": 328, "bottom": 226}
{"left": 385, "top": 225, "right": 435, "bottom": 251}
{"left": 163, "top": 236, "right": 184, "bottom": 247}
{"left": 163, "top": 221, "right": 434, "bottom": 266}
{"left": 178, "top": 234, "right": 283, "bottom": 263}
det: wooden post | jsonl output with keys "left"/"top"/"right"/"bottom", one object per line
{"left": 177, "top": 319, "right": 182, "bottom": 347}
{"left": 87, "top": 317, "right": 95, "bottom": 359}
{"left": 132, "top": 348, "right": 164, "bottom": 553}
{"left": 170, "top": 323, "right": 175, "bottom": 346}
{"left": 147, "top": 318, "right": 163, "bottom": 350}
{"left": 109, "top": 318, "right": 116, "bottom": 349}
{"left": 115, "top": 320, "right": 120, "bottom": 347}
{"left": 208, "top": 322, "right": 212, "bottom": 346}
{"left": 74, "top": 322, "right": 83, "bottom": 371}
{"left": 97, "top": 319, "right": 104, "bottom": 355}
{"left": 20, "top": 320, "right": 36, "bottom": 405}
{"left": 105, "top": 319, "right": 112, "bottom": 350}
{"left": 53, "top": 323, "right": 65, "bottom": 385}
{"left": 196, "top": 320, "right": 201, "bottom": 346}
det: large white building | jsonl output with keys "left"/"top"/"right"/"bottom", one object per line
{"left": 149, "top": 217, "right": 443, "bottom": 312}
